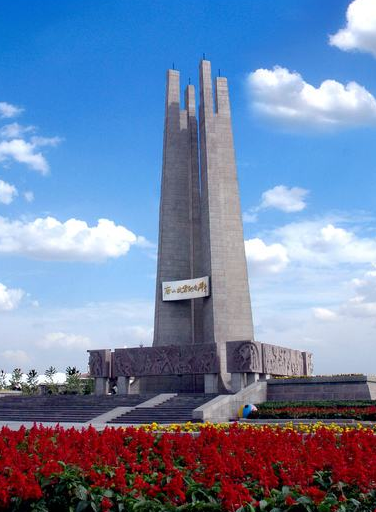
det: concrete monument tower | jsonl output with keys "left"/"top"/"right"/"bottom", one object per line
{"left": 153, "top": 60, "right": 254, "bottom": 391}
{"left": 88, "top": 61, "right": 312, "bottom": 396}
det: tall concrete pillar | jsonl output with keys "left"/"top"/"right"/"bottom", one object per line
{"left": 199, "top": 60, "right": 254, "bottom": 389}
{"left": 153, "top": 70, "right": 201, "bottom": 347}
{"left": 150, "top": 61, "right": 254, "bottom": 393}
{"left": 185, "top": 84, "right": 203, "bottom": 344}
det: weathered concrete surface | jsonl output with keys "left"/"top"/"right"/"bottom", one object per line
{"left": 153, "top": 71, "right": 202, "bottom": 347}
{"left": 226, "top": 341, "right": 312, "bottom": 377}
{"left": 192, "top": 381, "right": 267, "bottom": 423}
{"left": 227, "top": 341, "right": 263, "bottom": 373}
{"left": 199, "top": 61, "right": 254, "bottom": 391}
{"left": 88, "top": 349, "right": 111, "bottom": 377}
{"left": 136, "top": 393, "right": 177, "bottom": 408}
{"left": 114, "top": 345, "right": 219, "bottom": 377}
{"left": 267, "top": 375, "right": 376, "bottom": 401}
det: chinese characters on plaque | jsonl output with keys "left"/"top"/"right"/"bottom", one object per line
{"left": 162, "top": 276, "right": 210, "bottom": 301}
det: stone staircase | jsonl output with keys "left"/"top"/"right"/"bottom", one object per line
{"left": 108, "top": 393, "right": 218, "bottom": 424}
{"left": 0, "top": 395, "right": 155, "bottom": 423}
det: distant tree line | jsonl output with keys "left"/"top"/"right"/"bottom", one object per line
{"left": 0, "top": 366, "right": 93, "bottom": 395}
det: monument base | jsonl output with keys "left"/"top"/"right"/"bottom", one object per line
{"left": 138, "top": 375, "right": 205, "bottom": 394}
{"left": 267, "top": 375, "right": 376, "bottom": 402}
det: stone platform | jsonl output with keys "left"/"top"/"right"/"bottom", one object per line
{"left": 0, "top": 393, "right": 221, "bottom": 426}
{"left": 0, "top": 394, "right": 155, "bottom": 424}
{"left": 267, "top": 375, "right": 376, "bottom": 402}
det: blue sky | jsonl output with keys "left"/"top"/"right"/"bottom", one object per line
{"left": 1, "top": 0, "right": 376, "bottom": 375}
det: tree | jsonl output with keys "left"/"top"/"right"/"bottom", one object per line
{"left": 22, "top": 369, "right": 39, "bottom": 395}
{"left": 0, "top": 370, "right": 7, "bottom": 390}
{"left": 9, "top": 368, "right": 22, "bottom": 391}
{"left": 44, "top": 366, "right": 58, "bottom": 394}
{"left": 65, "top": 366, "right": 82, "bottom": 395}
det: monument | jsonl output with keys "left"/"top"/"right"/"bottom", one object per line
{"left": 150, "top": 59, "right": 254, "bottom": 392}
{"left": 88, "top": 60, "right": 312, "bottom": 395}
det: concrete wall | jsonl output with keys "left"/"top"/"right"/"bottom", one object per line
{"left": 192, "top": 381, "right": 267, "bottom": 422}
{"left": 267, "top": 376, "right": 376, "bottom": 401}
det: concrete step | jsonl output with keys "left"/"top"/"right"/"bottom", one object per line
{"left": 108, "top": 393, "right": 218, "bottom": 424}
{"left": 0, "top": 394, "right": 156, "bottom": 423}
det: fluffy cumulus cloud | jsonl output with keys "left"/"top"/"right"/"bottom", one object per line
{"left": 0, "top": 139, "right": 50, "bottom": 174}
{"left": 0, "top": 216, "right": 141, "bottom": 262}
{"left": 330, "top": 0, "right": 376, "bottom": 58}
{"left": 245, "top": 238, "right": 289, "bottom": 273}
{"left": 244, "top": 184, "right": 309, "bottom": 223}
{"left": 37, "top": 332, "right": 91, "bottom": 349}
{"left": 246, "top": 216, "right": 376, "bottom": 373}
{"left": 246, "top": 217, "right": 376, "bottom": 277}
{"left": 0, "top": 102, "right": 23, "bottom": 119}
{"left": 260, "top": 185, "right": 309, "bottom": 212}
{"left": 0, "top": 180, "right": 17, "bottom": 204}
{"left": 0, "top": 283, "right": 24, "bottom": 311}
{"left": 247, "top": 66, "right": 376, "bottom": 128}
{"left": 275, "top": 220, "right": 376, "bottom": 266}
{"left": 0, "top": 102, "right": 60, "bottom": 174}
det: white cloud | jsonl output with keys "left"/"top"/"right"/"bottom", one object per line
{"left": 245, "top": 211, "right": 376, "bottom": 373}
{"left": 247, "top": 66, "right": 376, "bottom": 128}
{"left": 0, "top": 139, "right": 50, "bottom": 174}
{"left": 37, "top": 332, "right": 91, "bottom": 349}
{"left": 243, "top": 210, "right": 258, "bottom": 223}
{"left": 312, "top": 307, "right": 338, "bottom": 320}
{"left": 24, "top": 191, "right": 34, "bottom": 203}
{"left": 276, "top": 220, "right": 376, "bottom": 266}
{"left": 339, "top": 269, "right": 376, "bottom": 318}
{"left": 245, "top": 237, "right": 289, "bottom": 273}
{"left": 0, "top": 102, "right": 23, "bottom": 119}
{"left": 330, "top": 0, "right": 376, "bottom": 58}
{"left": 0, "top": 299, "right": 154, "bottom": 372}
{"left": 1, "top": 349, "right": 29, "bottom": 365}
{"left": 0, "top": 180, "right": 18, "bottom": 204}
{"left": 0, "top": 110, "right": 60, "bottom": 174}
{"left": 0, "top": 123, "right": 34, "bottom": 139}
{"left": 0, "top": 283, "right": 24, "bottom": 311}
{"left": 352, "top": 270, "right": 376, "bottom": 301}
{"left": 244, "top": 184, "right": 309, "bottom": 223}
{"left": 261, "top": 185, "right": 309, "bottom": 212}
{"left": 0, "top": 216, "right": 142, "bottom": 262}
{"left": 30, "top": 136, "right": 62, "bottom": 147}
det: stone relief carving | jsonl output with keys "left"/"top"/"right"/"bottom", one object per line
{"left": 303, "top": 352, "right": 314, "bottom": 376}
{"left": 226, "top": 341, "right": 263, "bottom": 373}
{"left": 88, "top": 350, "right": 110, "bottom": 377}
{"left": 89, "top": 343, "right": 312, "bottom": 379}
{"left": 262, "top": 343, "right": 304, "bottom": 376}
{"left": 226, "top": 341, "right": 309, "bottom": 376}
{"left": 113, "top": 344, "right": 219, "bottom": 377}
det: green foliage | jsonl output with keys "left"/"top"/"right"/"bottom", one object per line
{"left": 64, "top": 366, "right": 82, "bottom": 395}
{"left": 82, "top": 378, "right": 94, "bottom": 395}
{"left": 253, "top": 400, "right": 376, "bottom": 421}
{"left": 44, "top": 366, "right": 59, "bottom": 395}
{"left": 9, "top": 368, "right": 22, "bottom": 390}
{"left": 259, "top": 400, "right": 376, "bottom": 409}
{"left": 22, "top": 369, "right": 39, "bottom": 395}
{"left": 0, "top": 370, "right": 7, "bottom": 390}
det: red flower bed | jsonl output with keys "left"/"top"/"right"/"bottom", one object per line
{"left": 0, "top": 424, "right": 376, "bottom": 510}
